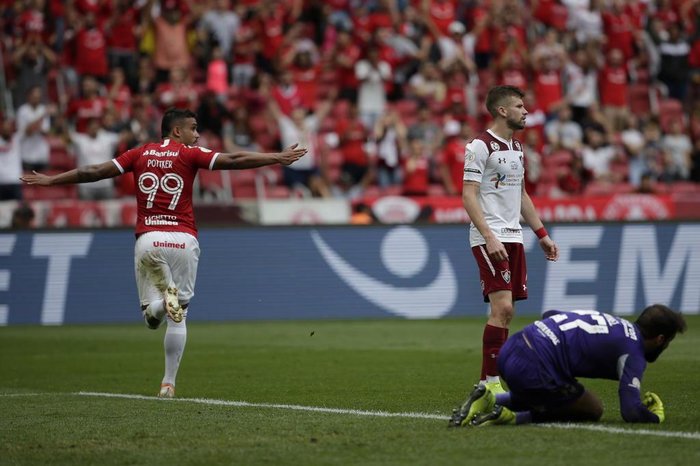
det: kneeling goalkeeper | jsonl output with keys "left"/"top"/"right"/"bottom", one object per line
{"left": 450, "top": 304, "right": 686, "bottom": 426}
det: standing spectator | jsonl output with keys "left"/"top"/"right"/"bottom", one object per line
{"left": 104, "top": 0, "right": 142, "bottom": 85}
{"left": 602, "top": 0, "right": 635, "bottom": 60}
{"left": 656, "top": 22, "right": 691, "bottom": 102}
{"left": 196, "top": 91, "right": 230, "bottom": 138}
{"left": 581, "top": 127, "right": 618, "bottom": 182}
{"left": 265, "top": 89, "right": 333, "bottom": 198}
{"left": 205, "top": 45, "right": 229, "bottom": 102}
{"left": 598, "top": 48, "right": 629, "bottom": 131}
{"left": 326, "top": 28, "right": 361, "bottom": 102}
{"left": 67, "top": 76, "right": 108, "bottom": 133}
{"left": 335, "top": 101, "right": 373, "bottom": 197}
{"left": 439, "top": 119, "right": 472, "bottom": 197}
{"left": 271, "top": 71, "right": 304, "bottom": 117}
{"left": 661, "top": 119, "right": 693, "bottom": 180}
{"left": 145, "top": 0, "right": 193, "bottom": 82}
{"left": 545, "top": 106, "right": 584, "bottom": 152}
{"left": 0, "top": 120, "right": 23, "bottom": 201}
{"left": 462, "top": 85, "right": 559, "bottom": 392}
{"left": 408, "top": 104, "right": 443, "bottom": 161}
{"left": 67, "top": 118, "right": 123, "bottom": 200}
{"left": 408, "top": 61, "right": 447, "bottom": 107}
{"left": 16, "top": 86, "right": 51, "bottom": 172}
{"left": 72, "top": 12, "right": 109, "bottom": 80}
{"left": 619, "top": 114, "right": 646, "bottom": 186}
{"left": 20, "top": 108, "right": 306, "bottom": 398}
{"left": 355, "top": 46, "right": 392, "bottom": 129}
{"left": 155, "top": 67, "right": 199, "bottom": 111}
{"left": 11, "top": 36, "right": 56, "bottom": 108}
{"left": 223, "top": 106, "right": 259, "bottom": 152}
{"left": 402, "top": 136, "right": 430, "bottom": 197}
{"left": 564, "top": 47, "right": 600, "bottom": 124}
{"left": 373, "top": 109, "right": 406, "bottom": 188}
{"left": 106, "top": 67, "right": 133, "bottom": 123}
{"left": 558, "top": 153, "right": 593, "bottom": 195}
{"left": 230, "top": 8, "right": 259, "bottom": 89}
{"left": 198, "top": 0, "right": 240, "bottom": 58}
{"left": 532, "top": 58, "right": 565, "bottom": 116}
{"left": 522, "top": 131, "right": 543, "bottom": 196}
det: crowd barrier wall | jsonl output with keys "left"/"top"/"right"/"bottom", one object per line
{"left": 1, "top": 223, "right": 699, "bottom": 325}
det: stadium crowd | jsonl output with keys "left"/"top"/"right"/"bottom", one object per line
{"left": 2, "top": 0, "right": 700, "bottom": 205}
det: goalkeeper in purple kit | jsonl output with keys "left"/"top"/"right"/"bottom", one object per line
{"left": 449, "top": 304, "right": 686, "bottom": 426}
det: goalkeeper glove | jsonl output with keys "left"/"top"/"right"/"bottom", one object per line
{"left": 642, "top": 391, "right": 665, "bottom": 423}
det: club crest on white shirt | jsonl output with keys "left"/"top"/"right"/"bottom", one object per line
{"left": 465, "top": 149, "right": 476, "bottom": 164}
{"left": 490, "top": 141, "right": 500, "bottom": 151}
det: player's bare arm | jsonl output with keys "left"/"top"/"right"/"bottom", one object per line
{"left": 520, "top": 184, "right": 559, "bottom": 261}
{"left": 463, "top": 180, "right": 508, "bottom": 261}
{"left": 212, "top": 144, "right": 307, "bottom": 170}
{"left": 19, "top": 161, "right": 121, "bottom": 186}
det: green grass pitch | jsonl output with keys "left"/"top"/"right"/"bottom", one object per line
{"left": 1, "top": 316, "right": 699, "bottom": 465}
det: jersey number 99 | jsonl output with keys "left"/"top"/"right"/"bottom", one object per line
{"left": 138, "top": 172, "right": 184, "bottom": 210}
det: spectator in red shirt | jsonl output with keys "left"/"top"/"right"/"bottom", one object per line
{"left": 106, "top": 67, "right": 132, "bottom": 123}
{"left": 72, "top": 12, "right": 108, "bottom": 79}
{"left": 439, "top": 119, "right": 473, "bottom": 197}
{"left": 326, "top": 28, "right": 361, "bottom": 102}
{"left": 272, "top": 71, "right": 304, "bottom": 117}
{"left": 533, "top": 59, "right": 565, "bottom": 116}
{"left": 336, "top": 101, "right": 374, "bottom": 196}
{"left": 155, "top": 67, "right": 199, "bottom": 111}
{"left": 602, "top": 0, "right": 635, "bottom": 60}
{"left": 104, "top": 0, "right": 142, "bottom": 85}
{"left": 67, "top": 76, "right": 108, "bottom": 133}
{"left": 599, "top": 48, "right": 629, "bottom": 131}
{"left": 402, "top": 135, "right": 430, "bottom": 197}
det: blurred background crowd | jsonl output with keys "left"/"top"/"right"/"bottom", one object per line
{"left": 2, "top": 0, "right": 700, "bottom": 207}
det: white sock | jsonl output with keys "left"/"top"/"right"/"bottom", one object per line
{"left": 146, "top": 299, "right": 166, "bottom": 320}
{"left": 162, "top": 317, "right": 187, "bottom": 386}
{"left": 485, "top": 375, "right": 501, "bottom": 384}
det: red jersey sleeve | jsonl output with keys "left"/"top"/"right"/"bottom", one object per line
{"left": 113, "top": 147, "right": 142, "bottom": 173}
{"left": 179, "top": 145, "right": 220, "bottom": 170}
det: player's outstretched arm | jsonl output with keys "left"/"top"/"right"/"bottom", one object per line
{"left": 212, "top": 144, "right": 307, "bottom": 170}
{"left": 20, "top": 161, "right": 121, "bottom": 186}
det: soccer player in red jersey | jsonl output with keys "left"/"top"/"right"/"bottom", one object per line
{"left": 21, "top": 108, "right": 307, "bottom": 398}
{"left": 461, "top": 86, "right": 559, "bottom": 395}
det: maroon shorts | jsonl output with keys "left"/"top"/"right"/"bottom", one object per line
{"left": 471, "top": 242, "right": 528, "bottom": 303}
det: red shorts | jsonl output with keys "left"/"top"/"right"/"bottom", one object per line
{"left": 471, "top": 242, "right": 528, "bottom": 303}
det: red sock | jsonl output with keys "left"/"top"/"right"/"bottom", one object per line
{"left": 481, "top": 324, "right": 509, "bottom": 380}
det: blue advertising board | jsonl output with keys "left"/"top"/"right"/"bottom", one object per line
{"left": 1, "top": 223, "right": 699, "bottom": 325}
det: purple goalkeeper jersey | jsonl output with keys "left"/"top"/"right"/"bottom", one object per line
{"left": 522, "top": 310, "right": 659, "bottom": 422}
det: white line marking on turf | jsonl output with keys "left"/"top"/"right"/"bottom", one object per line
{"left": 0, "top": 392, "right": 50, "bottom": 397}
{"left": 77, "top": 391, "right": 445, "bottom": 420}
{"left": 77, "top": 391, "right": 700, "bottom": 441}
{"left": 539, "top": 423, "right": 700, "bottom": 440}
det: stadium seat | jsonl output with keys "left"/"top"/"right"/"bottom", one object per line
{"left": 628, "top": 83, "right": 651, "bottom": 114}
{"left": 428, "top": 184, "right": 447, "bottom": 197}
{"left": 45, "top": 202, "right": 107, "bottom": 227}
{"left": 583, "top": 181, "right": 614, "bottom": 197}
{"left": 265, "top": 185, "right": 291, "bottom": 198}
{"left": 22, "top": 183, "right": 78, "bottom": 201}
{"left": 658, "top": 98, "right": 685, "bottom": 131}
{"left": 544, "top": 150, "right": 574, "bottom": 169}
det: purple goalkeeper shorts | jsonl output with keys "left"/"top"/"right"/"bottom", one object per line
{"left": 498, "top": 331, "right": 585, "bottom": 412}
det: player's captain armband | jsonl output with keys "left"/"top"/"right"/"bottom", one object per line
{"left": 535, "top": 227, "right": 548, "bottom": 239}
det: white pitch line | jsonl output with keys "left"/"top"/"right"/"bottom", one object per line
{"left": 76, "top": 391, "right": 700, "bottom": 441}
{"left": 76, "top": 391, "right": 445, "bottom": 420}
{"left": 539, "top": 422, "right": 700, "bottom": 440}
{"left": 0, "top": 392, "right": 51, "bottom": 397}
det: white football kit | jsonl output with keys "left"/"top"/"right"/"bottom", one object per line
{"left": 463, "top": 129, "right": 525, "bottom": 247}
